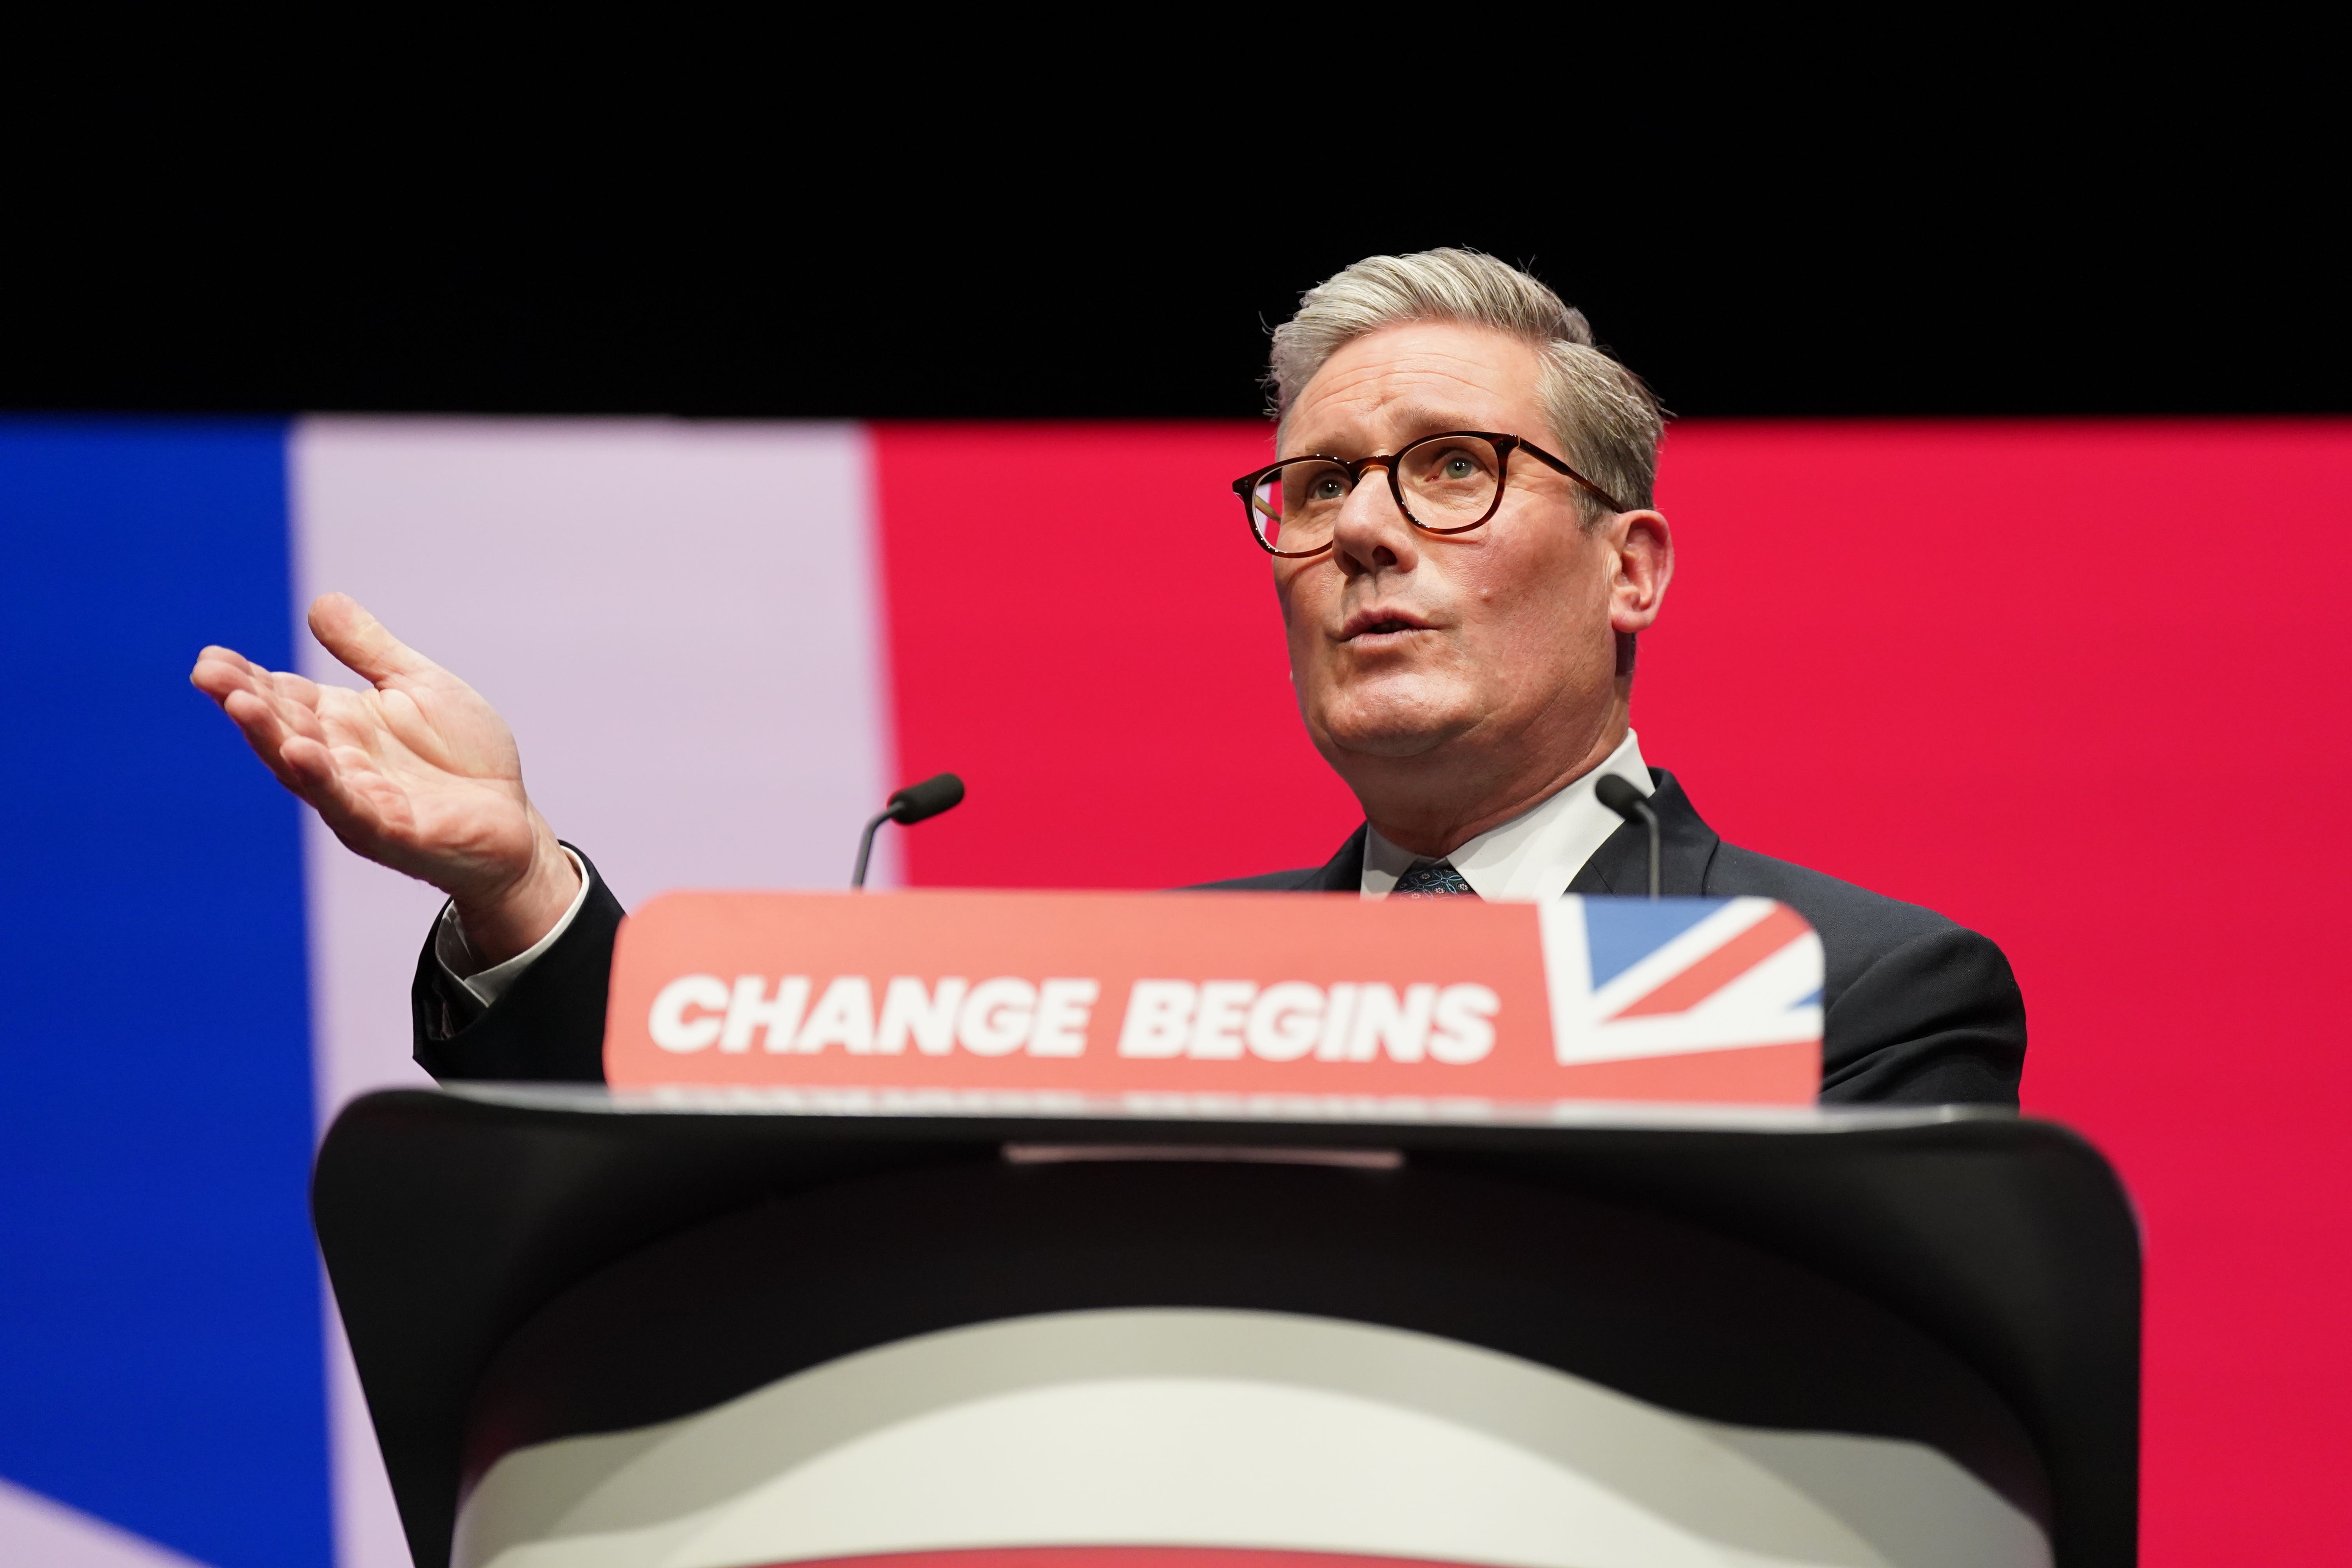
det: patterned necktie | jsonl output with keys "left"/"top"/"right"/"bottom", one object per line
{"left": 1393, "top": 858, "right": 1477, "bottom": 897}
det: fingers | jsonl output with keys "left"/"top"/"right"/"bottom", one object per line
{"left": 194, "top": 644, "right": 334, "bottom": 792}
{"left": 218, "top": 688, "right": 321, "bottom": 794}
{"left": 189, "top": 644, "right": 269, "bottom": 702}
{"left": 277, "top": 731, "right": 336, "bottom": 790}
{"left": 279, "top": 734, "right": 405, "bottom": 848}
{"left": 193, "top": 646, "right": 320, "bottom": 715}
{"left": 309, "top": 593, "right": 437, "bottom": 688}
{"left": 194, "top": 630, "right": 427, "bottom": 861}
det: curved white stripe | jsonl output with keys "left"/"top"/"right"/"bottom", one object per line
{"left": 457, "top": 1310, "right": 2044, "bottom": 1568}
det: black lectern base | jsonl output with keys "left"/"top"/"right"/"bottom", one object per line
{"left": 312, "top": 1091, "right": 2137, "bottom": 1568}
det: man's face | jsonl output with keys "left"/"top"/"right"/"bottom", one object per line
{"left": 1275, "top": 322, "right": 1664, "bottom": 789}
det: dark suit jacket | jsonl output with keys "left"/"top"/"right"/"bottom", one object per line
{"left": 413, "top": 770, "right": 2025, "bottom": 1105}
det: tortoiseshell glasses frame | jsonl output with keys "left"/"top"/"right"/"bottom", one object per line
{"left": 1230, "top": 430, "right": 1631, "bottom": 559}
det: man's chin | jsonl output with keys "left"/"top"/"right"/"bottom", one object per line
{"left": 1330, "top": 731, "right": 1450, "bottom": 761}
{"left": 1312, "top": 699, "right": 1472, "bottom": 762}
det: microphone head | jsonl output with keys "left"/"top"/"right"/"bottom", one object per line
{"left": 887, "top": 772, "right": 966, "bottom": 825}
{"left": 1593, "top": 774, "right": 1646, "bottom": 821}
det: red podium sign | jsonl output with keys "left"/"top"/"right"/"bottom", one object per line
{"left": 604, "top": 890, "right": 1823, "bottom": 1109}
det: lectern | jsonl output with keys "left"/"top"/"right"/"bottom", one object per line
{"left": 313, "top": 1089, "right": 2138, "bottom": 1568}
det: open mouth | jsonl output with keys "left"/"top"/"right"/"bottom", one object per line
{"left": 1341, "top": 607, "right": 1433, "bottom": 642}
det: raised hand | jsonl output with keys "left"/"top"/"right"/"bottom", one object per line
{"left": 191, "top": 593, "right": 581, "bottom": 967}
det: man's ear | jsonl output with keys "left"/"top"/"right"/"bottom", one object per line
{"left": 1609, "top": 509, "right": 1673, "bottom": 634}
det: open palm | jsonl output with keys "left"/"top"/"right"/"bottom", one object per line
{"left": 192, "top": 592, "right": 578, "bottom": 962}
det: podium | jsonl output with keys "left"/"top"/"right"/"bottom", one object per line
{"left": 314, "top": 1089, "right": 2137, "bottom": 1568}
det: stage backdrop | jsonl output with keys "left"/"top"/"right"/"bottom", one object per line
{"left": 2, "top": 416, "right": 2345, "bottom": 1568}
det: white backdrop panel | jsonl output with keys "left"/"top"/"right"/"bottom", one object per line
{"left": 289, "top": 417, "right": 892, "bottom": 1568}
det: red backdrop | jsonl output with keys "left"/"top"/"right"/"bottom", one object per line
{"left": 876, "top": 418, "right": 2352, "bottom": 1564}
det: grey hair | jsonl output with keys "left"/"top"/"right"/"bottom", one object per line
{"left": 1267, "top": 249, "right": 1664, "bottom": 517}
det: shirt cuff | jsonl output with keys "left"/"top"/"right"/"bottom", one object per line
{"left": 432, "top": 847, "right": 593, "bottom": 1008}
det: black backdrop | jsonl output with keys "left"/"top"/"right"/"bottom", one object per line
{"left": 5, "top": 54, "right": 2340, "bottom": 422}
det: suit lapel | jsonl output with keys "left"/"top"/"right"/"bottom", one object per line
{"left": 1566, "top": 769, "right": 1721, "bottom": 897}
{"left": 1310, "top": 825, "right": 1368, "bottom": 891}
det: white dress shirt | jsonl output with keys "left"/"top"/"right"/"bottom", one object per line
{"left": 436, "top": 733, "right": 1655, "bottom": 1001}
{"left": 432, "top": 845, "right": 592, "bottom": 1007}
{"left": 1359, "top": 729, "right": 1653, "bottom": 901}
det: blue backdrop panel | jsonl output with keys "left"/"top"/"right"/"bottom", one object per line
{"left": 0, "top": 423, "right": 330, "bottom": 1567}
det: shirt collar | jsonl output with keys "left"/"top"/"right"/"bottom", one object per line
{"left": 1361, "top": 730, "right": 1652, "bottom": 902}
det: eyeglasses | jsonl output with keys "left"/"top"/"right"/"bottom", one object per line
{"left": 1230, "top": 430, "right": 1628, "bottom": 559}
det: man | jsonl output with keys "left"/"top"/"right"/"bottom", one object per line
{"left": 192, "top": 250, "right": 2024, "bottom": 1103}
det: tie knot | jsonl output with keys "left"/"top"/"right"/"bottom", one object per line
{"left": 1393, "top": 859, "right": 1475, "bottom": 898}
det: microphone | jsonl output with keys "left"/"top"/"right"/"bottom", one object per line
{"left": 1593, "top": 774, "right": 1662, "bottom": 901}
{"left": 852, "top": 772, "right": 966, "bottom": 889}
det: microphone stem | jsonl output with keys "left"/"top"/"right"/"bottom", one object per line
{"left": 850, "top": 808, "right": 897, "bottom": 890}
{"left": 1632, "top": 800, "right": 1661, "bottom": 900}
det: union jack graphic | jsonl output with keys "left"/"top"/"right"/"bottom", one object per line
{"left": 1538, "top": 898, "right": 1825, "bottom": 1066}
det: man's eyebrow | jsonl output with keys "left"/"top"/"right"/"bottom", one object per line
{"left": 1284, "top": 406, "right": 1491, "bottom": 459}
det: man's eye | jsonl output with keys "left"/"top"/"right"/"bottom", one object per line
{"left": 1311, "top": 477, "right": 1345, "bottom": 500}
{"left": 1443, "top": 456, "right": 1476, "bottom": 479}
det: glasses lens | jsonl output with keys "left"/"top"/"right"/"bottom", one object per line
{"left": 1251, "top": 459, "right": 1350, "bottom": 554}
{"left": 1397, "top": 434, "right": 1503, "bottom": 529}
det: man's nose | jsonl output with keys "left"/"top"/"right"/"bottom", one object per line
{"left": 1330, "top": 466, "right": 1420, "bottom": 577}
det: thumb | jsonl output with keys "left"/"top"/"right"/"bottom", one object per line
{"left": 309, "top": 593, "right": 436, "bottom": 686}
